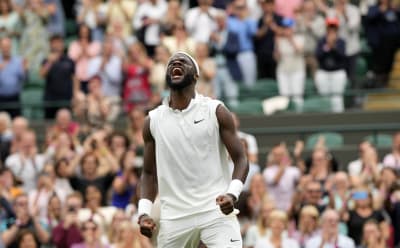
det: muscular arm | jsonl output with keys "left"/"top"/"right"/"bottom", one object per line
{"left": 216, "top": 105, "right": 249, "bottom": 183}
{"left": 140, "top": 117, "right": 158, "bottom": 201}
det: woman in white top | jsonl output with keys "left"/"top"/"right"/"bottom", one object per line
{"left": 275, "top": 18, "right": 305, "bottom": 111}
{"left": 255, "top": 210, "right": 300, "bottom": 248}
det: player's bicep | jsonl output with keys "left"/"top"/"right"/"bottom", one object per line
{"left": 216, "top": 105, "right": 245, "bottom": 161}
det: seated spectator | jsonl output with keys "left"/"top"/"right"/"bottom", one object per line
{"left": 104, "top": 0, "right": 135, "bottom": 40}
{"left": 15, "top": 229, "right": 40, "bottom": 248}
{"left": 0, "top": 37, "right": 27, "bottom": 118}
{"left": 315, "top": 17, "right": 347, "bottom": 113}
{"left": 9, "top": 116, "right": 29, "bottom": 154}
{"left": 210, "top": 11, "right": 240, "bottom": 107}
{"left": 0, "top": 0, "right": 21, "bottom": 55}
{"left": 132, "top": 0, "right": 167, "bottom": 57}
{"left": 185, "top": 0, "right": 219, "bottom": 44}
{"left": 107, "top": 209, "right": 127, "bottom": 244}
{"left": 84, "top": 76, "right": 121, "bottom": 131}
{"left": 255, "top": 210, "right": 300, "bottom": 248}
{"left": 365, "top": 0, "right": 400, "bottom": 87}
{"left": 28, "top": 172, "right": 55, "bottom": 220}
{"left": 275, "top": 0, "right": 303, "bottom": 18}
{"left": 348, "top": 141, "right": 373, "bottom": 176}
{"left": 149, "top": 45, "right": 170, "bottom": 95}
{"left": 112, "top": 220, "right": 152, "bottom": 248}
{"left": 76, "top": 0, "right": 106, "bottom": 41}
{"left": 162, "top": 19, "right": 196, "bottom": 56}
{"left": 232, "top": 113, "right": 259, "bottom": 163}
{"left": 290, "top": 205, "right": 320, "bottom": 247}
{"left": 0, "top": 168, "right": 24, "bottom": 203}
{"left": 194, "top": 43, "right": 216, "bottom": 98}
{"left": 263, "top": 143, "right": 301, "bottom": 211}
{"left": 44, "top": 0, "right": 65, "bottom": 36}
{"left": 254, "top": 0, "right": 282, "bottom": 79}
{"left": 160, "top": 0, "right": 182, "bottom": 36}
{"left": 107, "top": 18, "right": 136, "bottom": 58}
{"left": 51, "top": 158, "right": 74, "bottom": 203}
{"left": 0, "top": 111, "right": 12, "bottom": 163}
{"left": 358, "top": 220, "right": 386, "bottom": 248}
{"left": 19, "top": 0, "right": 50, "bottom": 77}
{"left": 327, "top": 0, "right": 361, "bottom": 86}
{"left": 40, "top": 35, "right": 75, "bottom": 119}
{"left": 383, "top": 131, "right": 400, "bottom": 170}
{"left": 246, "top": 173, "right": 271, "bottom": 219}
{"left": 244, "top": 199, "right": 276, "bottom": 248}
{"left": 290, "top": 180, "right": 327, "bottom": 223}
{"left": 295, "top": 0, "right": 325, "bottom": 77}
{"left": 122, "top": 42, "right": 152, "bottom": 113}
{"left": 228, "top": 0, "right": 258, "bottom": 88}
{"left": 107, "top": 131, "right": 130, "bottom": 162}
{"left": 38, "top": 193, "right": 62, "bottom": 236}
{"left": 46, "top": 109, "right": 80, "bottom": 142}
{"left": 66, "top": 147, "right": 118, "bottom": 205}
{"left": 344, "top": 188, "right": 388, "bottom": 246}
{"left": 5, "top": 130, "right": 45, "bottom": 193}
{"left": 309, "top": 148, "right": 335, "bottom": 192}
{"left": 0, "top": 193, "right": 50, "bottom": 248}
{"left": 68, "top": 24, "right": 101, "bottom": 93}
{"left": 324, "top": 172, "right": 350, "bottom": 235}
{"left": 275, "top": 18, "right": 305, "bottom": 111}
{"left": 306, "top": 209, "right": 355, "bottom": 248}
{"left": 111, "top": 151, "right": 138, "bottom": 209}
{"left": 52, "top": 192, "right": 84, "bottom": 248}
{"left": 126, "top": 108, "right": 146, "bottom": 166}
{"left": 87, "top": 36, "right": 123, "bottom": 100}
{"left": 72, "top": 219, "right": 109, "bottom": 248}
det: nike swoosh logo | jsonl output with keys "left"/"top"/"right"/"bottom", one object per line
{"left": 230, "top": 239, "right": 240, "bottom": 242}
{"left": 194, "top": 119, "right": 205, "bottom": 124}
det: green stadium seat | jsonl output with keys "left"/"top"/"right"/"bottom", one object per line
{"left": 232, "top": 99, "right": 263, "bottom": 115}
{"left": 21, "top": 88, "right": 44, "bottom": 119}
{"left": 304, "top": 78, "right": 316, "bottom": 96}
{"left": 306, "top": 132, "right": 344, "bottom": 150}
{"left": 65, "top": 19, "right": 77, "bottom": 36}
{"left": 26, "top": 72, "right": 45, "bottom": 88}
{"left": 364, "top": 134, "right": 393, "bottom": 148}
{"left": 302, "top": 96, "right": 332, "bottom": 113}
{"left": 356, "top": 57, "right": 368, "bottom": 78}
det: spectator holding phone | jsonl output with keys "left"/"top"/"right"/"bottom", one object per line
{"left": 52, "top": 192, "right": 84, "bottom": 248}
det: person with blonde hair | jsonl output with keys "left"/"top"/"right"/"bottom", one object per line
{"left": 111, "top": 220, "right": 152, "bottom": 248}
{"left": 290, "top": 205, "right": 320, "bottom": 247}
{"left": 255, "top": 209, "right": 300, "bottom": 248}
{"left": 244, "top": 198, "right": 276, "bottom": 248}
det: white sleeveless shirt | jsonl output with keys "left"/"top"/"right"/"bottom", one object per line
{"left": 149, "top": 93, "right": 230, "bottom": 220}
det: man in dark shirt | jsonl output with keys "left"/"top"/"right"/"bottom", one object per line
{"left": 254, "top": 0, "right": 282, "bottom": 79}
{"left": 315, "top": 17, "right": 347, "bottom": 113}
{"left": 40, "top": 35, "right": 75, "bottom": 119}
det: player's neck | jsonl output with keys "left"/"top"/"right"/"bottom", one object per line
{"left": 169, "top": 88, "right": 196, "bottom": 111}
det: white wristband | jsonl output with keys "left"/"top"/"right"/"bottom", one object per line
{"left": 226, "top": 179, "right": 244, "bottom": 201}
{"left": 138, "top": 199, "right": 153, "bottom": 217}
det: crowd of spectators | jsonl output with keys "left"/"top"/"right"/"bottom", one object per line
{"left": 0, "top": 0, "right": 399, "bottom": 119}
{"left": 0, "top": 107, "right": 400, "bottom": 248}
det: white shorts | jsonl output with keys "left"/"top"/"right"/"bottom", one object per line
{"left": 157, "top": 208, "right": 242, "bottom": 248}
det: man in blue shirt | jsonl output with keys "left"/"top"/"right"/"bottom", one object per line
{"left": 227, "top": 0, "right": 258, "bottom": 88}
{"left": 0, "top": 37, "right": 27, "bottom": 118}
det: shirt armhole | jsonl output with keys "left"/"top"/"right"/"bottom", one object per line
{"left": 210, "top": 99, "right": 224, "bottom": 129}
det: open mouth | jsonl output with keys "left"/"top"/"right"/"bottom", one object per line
{"left": 171, "top": 67, "right": 184, "bottom": 80}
